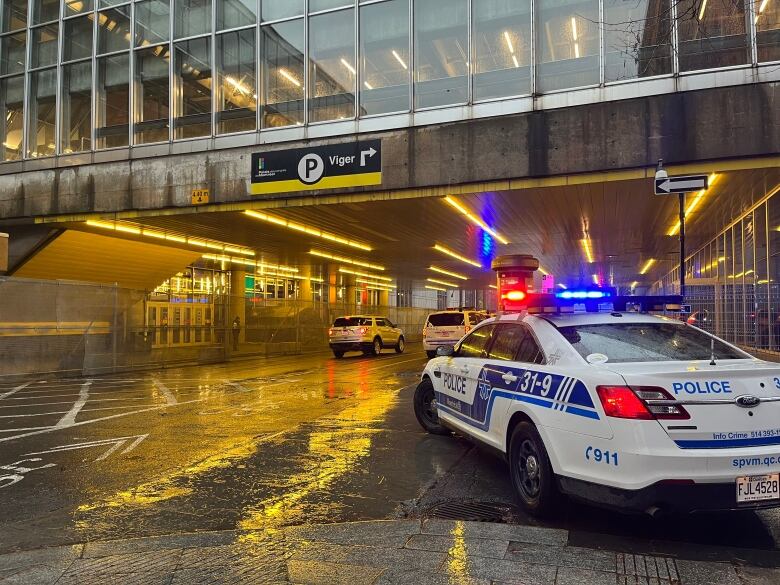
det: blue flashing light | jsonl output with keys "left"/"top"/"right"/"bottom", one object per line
{"left": 555, "top": 289, "right": 612, "bottom": 300}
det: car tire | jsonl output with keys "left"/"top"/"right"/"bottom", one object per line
{"left": 426, "top": 350, "right": 437, "bottom": 359}
{"left": 413, "top": 378, "right": 449, "bottom": 435}
{"left": 333, "top": 350, "right": 345, "bottom": 359}
{"left": 371, "top": 337, "right": 382, "bottom": 356}
{"left": 508, "top": 422, "right": 559, "bottom": 517}
{"left": 395, "top": 336, "right": 405, "bottom": 354}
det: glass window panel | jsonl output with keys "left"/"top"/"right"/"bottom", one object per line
{"left": 677, "top": 0, "right": 749, "bottom": 71}
{"left": 603, "top": 0, "right": 672, "bottom": 82}
{"left": 359, "top": 0, "right": 409, "bottom": 116}
{"left": 414, "top": 0, "right": 468, "bottom": 108}
{"left": 175, "top": 0, "right": 211, "bottom": 38}
{"left": 310, "top": 0, "right": 351, "bottom": 11}
{"left": 261, "top": 19, "right": 304, "bottom": 127}
{"left": 1, "top": 0, "right": 26, "bottom": 32}
{"left": 60, "top": 61, "right": 92, "bottom": 153}
{"left": 26, "top": 67, "right": 56, "bottom": 157}
{"left": 0, "top": 74, "right": 23, "bottom": 161}
{"left": 217, "top": 0, "right": 256, "bottom": 31}
{"left": 99, "top": 0, "right": 128, "bottom": 6}
{"left": 174, "top": 37, "right": 212, "bottom": 139}
{"left": 261, "top": 0, "right": 302, "bottom": 21}
{"left": 309, "top": 8, "right": 355, "bottom": 122}
{"left": 756, "top": 0, "right": 780, "bottom": 62}
{"left": 0, "top": 31, "right": 25, "bottom": 74}
{"left": 31, "top": 24, "right": 58, "bottom": 68}
{"left": 98, "top": 6, "right": 131, "bottom": 54}
{"left": 64, "top": 0, "right": 93, "bottom": 16}
{"left": 96, "top": 52, "right": 130, "bottom": 148}
{"left": 134, "top": 45, "right": 170, "bottom": 143}
{"left": 536, "top": 0, "right": 599, "bottom": 92}
{"left": 32, "top": 0, "right": 57, "bottom": 23}
{"left": 472, "top": 0, "right": 532, "bottom": 101}
{"left": 217, "top": 29, "right": 256, "bottom": 134}
{"left": 135, "top": 0, "right": 170, "bottom": 46}
{"left": 63, "top": 16, "right": 93, "bottom": 61}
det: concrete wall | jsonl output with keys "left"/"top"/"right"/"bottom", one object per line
{"left": 0, "top": 82, "right": 777, "bottom": 222}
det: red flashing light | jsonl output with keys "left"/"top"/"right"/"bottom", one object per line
{"left": 502, "top": 290, "right": 527, "bottom": 302}
{"left": 596, "top": 386, "right": 653, "bottom": 420}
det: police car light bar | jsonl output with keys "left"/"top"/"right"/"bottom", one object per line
{"left": 555, "top": 289, "right": 612, "bottom": 300}
{"left": 512, "top": 292, "right": 684, "bottom": 314}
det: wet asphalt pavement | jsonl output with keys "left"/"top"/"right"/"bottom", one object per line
{"left": 1, "top": 344, "right": 780, "bottom": 567}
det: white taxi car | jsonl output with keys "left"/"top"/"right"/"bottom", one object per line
{"left": 329, "top": 315, "right": 405, "bottom": 358}
{"left": 414, "top": 300, "right": 780, "bottom": 516}
{"left": 423, "top": 310, "right": 488, "bottom": 359}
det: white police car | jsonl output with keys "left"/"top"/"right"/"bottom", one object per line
{"left": 414, "top": 295, "right": 780, "bottom": 516}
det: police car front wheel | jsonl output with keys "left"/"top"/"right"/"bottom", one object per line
{"left": 414, "top": 378, "right": 449, "bottom": 435}
{"left": 509, "top": 422, "right": 559, "bottom": 516}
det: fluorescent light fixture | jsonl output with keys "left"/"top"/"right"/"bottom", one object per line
{"left": 202, "top": 254, "right": 298, "bottom": 273}
{"left": 580, "top": 238, "right": 594, "bottom": 263}
{"left": 639, "top": 258, "right": 656, "bottom": 275}
{"left": 504, "top": 31, "right": 515, "bottom": 54}
{"left": 340, "top": 58, "right": 356, "bottom": 75}
{"left": 392, "top": 49, "right": 408, "bottom": 70}
{"left": 558, "top": 283, "right": 567, "bottom": 289}
{"left": 429, "top": 266, "right": 468, "bottom": 280}
{"left": 310, "top": 250, "right": 384, "bottom": 271}
{"left": 443, "top": 196, "right": 509, "bottom": 244}
{"left": 427, "top": 277, "right": 458, "bottom": 288}
{"left": 571, "top": 17, "right": 578, "bottom": 40}
{"left": 338, "top": 268, "right": 392, "bottom": 282}
{"left": 592, "top": 274, "right": 599, "bottom": 285}
{"left": 309, "top": 277, "right": 325, "bottom": 283}
{"left": 364, "top": 81, "right": 373, "bottom": 90}
{"left": 425, "top": 285, "right": 446, "bottom": 292}
{"left": 433, "top": 244, "right": 482, "bottom": 268}
{"left": 278, "top": 68, "right": 301, "bottom": 87}
{"left": 244, "top": 210, "right": 371, "bottom": 251}
{"left": 668, "top": 174, "right": 719, "bottom": 236}
{"left": 574, "top": 43, "right": 580, "bottom": 59}
{"left": 631, "top": 281, "right": 638, "bottom": 289}
{"left": 756, "top": 0, "right": 769, "bottom": 21}
{"left": 512, "top": 54, "right": 520, "bottom": 68}
{"left": 225, "top": 75, "right": 250, "bottom": 95}
{"left": 489, "top": 284, "right": 498, "bottom": 290}
{"left": 699, "top": 0, "right": 707, "bottom": 19}
{"left": 356, "top": 278, "right": 396, "bottom": 290}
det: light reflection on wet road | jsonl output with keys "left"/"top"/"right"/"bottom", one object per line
{"left": 1, "top": 346, "right": 780, "bottom": 564}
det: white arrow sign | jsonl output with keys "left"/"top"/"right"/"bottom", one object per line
{"left": 360, "top": 147, "right": 377, "bottom": 167}
{"left": 24, "top": 434, "right": 149, "bottom": 462}
{"left": 655, "top": 174, "right": 708, "bottom": 195}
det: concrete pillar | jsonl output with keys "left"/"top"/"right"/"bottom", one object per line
{"left": 328, "top": 264, "right": 338, "bottom": 304}
{"left": 0, "top": 233, "right": 7, "bottom": 273}
{"left": 298, "top": 265, "right": 312, "bottom": 301}
{"left": 379, "top": 289, "right": 389, "bottom": 307}
{"left": 230, "top": 269, "right": 246, "bottom": 345}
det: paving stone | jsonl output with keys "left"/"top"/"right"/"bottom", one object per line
{"left": 180, "top": 541, "right": 290, "bottom": 568}
{"left": 449, "top": 555, "right": 557, "bottom": 584}
{"left": 284, "top": 520, "right": 421, "bottom": 549}
{"left": 56, "top": 572, "right": 175, "bottom": 585}
{"left": 506, "top": 542, "right": 616, "bottom": 572}
{"left": 0, "top": 565, "right": 66, "bottom": 585}
{"left": 172, "top": 562, "right": 289, "bottom": 585}
{"left": 674, "top": 560, "right": 739, "bottom": 585}
{"left": 555, "top": 567, "right": 617, "bottom": 585}
{"left": 287, "top": 559, "right": 383, "bottom": 585}
{"left": 0, "top": 544, "right": 83, "bottom": 571}
{"left": 421, "top": 519, "right": 568, "bottom": 546}
{"left": 375, "top": 569, "right": 490, "bottom": 585}
{"left": 735, "top": 566, "right": 780, "bottom": 585}
{"left": 84, "top": 531, "right": 237, "bottom": 559}
{"left": 405, "top": 533, "right": 510, "bottom": 559}
{"left": 60, "top": 549, "right": 181, "bottom": 582}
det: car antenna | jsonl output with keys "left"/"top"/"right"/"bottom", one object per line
{"left": 709, "top": 337, "right": 717, "bottom": 366}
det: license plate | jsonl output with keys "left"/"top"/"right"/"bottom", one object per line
{"left": 736, "top": 474, "right": 780, "bottom": 503}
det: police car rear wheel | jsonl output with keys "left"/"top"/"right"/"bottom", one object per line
{"left": 395, "top": 336, "right": 405, "bottom": 353}
{"left": 509, "top": 423, "right": 558, "bottom": 516}
{"left": 414, "top": 379, "right": 449, "bottom": 435}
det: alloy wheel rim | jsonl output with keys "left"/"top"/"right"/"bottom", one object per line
{"left": 517, "top": 439, "right": 542, "bottom": 499}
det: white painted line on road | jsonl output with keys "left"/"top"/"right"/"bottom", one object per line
{"left": 55, "top": 381, "right": 91, "bottom": 429}
{"left": 0, "top": 426, "right": 53, "bottom": 433}
{"left": 0, "top": 382, "right": 32, "bottom": 400}
{"left": 153, "top": 379, "right": 178, "bottom": 405}
{"left": 24, "top": 433, "right": 149, "bottom": 462}
{"left": 0, "top": 397, "right": 148, "bottom": 409}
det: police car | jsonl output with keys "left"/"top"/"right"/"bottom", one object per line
{"left": 414, "top": 291, "right": 780, "bottom": 516}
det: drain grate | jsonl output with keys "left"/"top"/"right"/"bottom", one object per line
{"left": 424, "top": 500, "right": 520, "bottom": 523}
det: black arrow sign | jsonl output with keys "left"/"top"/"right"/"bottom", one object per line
{"left": 654, "top": 174, "right": 709, "bottom": 195}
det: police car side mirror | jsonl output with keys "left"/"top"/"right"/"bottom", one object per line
{"left": 436, "top": 345, "right": 455, "bottom": 357}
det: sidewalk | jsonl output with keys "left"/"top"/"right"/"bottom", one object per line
{"left": 1, "top": 519, "right": 777, "bottom": 584}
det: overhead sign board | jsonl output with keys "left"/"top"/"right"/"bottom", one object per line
{"left": 655, "top": 174, "right": 708, "bottom": 195}
{"left": 251, "top": 140, "right": 381, "bottom": 196}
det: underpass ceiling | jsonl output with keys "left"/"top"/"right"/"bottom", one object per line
{"left": 68, "top": 166, "right": 780, "bottom": 290}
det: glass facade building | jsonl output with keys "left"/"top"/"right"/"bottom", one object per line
{"left": 0, "top": 0, "right": 777, "bottom": 162}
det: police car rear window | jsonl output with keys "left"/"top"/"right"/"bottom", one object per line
{"left": 334, "top": 317, "right": 372, "bottom": 327}
{"left": 557, "top": 323, "right": 747, "bottom": 363}
{"left": 428, "top": 313, "right": 465, "bottom": 327}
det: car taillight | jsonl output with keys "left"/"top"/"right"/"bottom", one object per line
{"left": 596, "top": 386, "right": 689, "bottom": 420}
{"left": 328, "top": 328, "right": 334, "bottom": 335}
{"left": 357, "top": 327, "right": 368, "bottom": 335}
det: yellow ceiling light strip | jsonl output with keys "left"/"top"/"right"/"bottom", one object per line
{"left": 443, "top": 197, "right": 509, "bottom": 245}
{"left": 639, "top": 258, "right": 656, "bottom": 275}
{"left": 668, "top": 174, "right": 720, "bottom": 236}
{"left": 338, "top": 268, "right": 392, "bottom": 282}
{"left": 433, "top": 244, "right": 482, "bottom": 268}
{"left": 308, "top": 277, "right": 325, "bottom": 283}
{"left": 580, "top": 238, "right": 594, "bottom": 263}
{"left": 244, "top": 210, "right": 372, "bottom": 251}
{"left": 489, "top": 284, "right": 498, "bottom": 289}
{"left": 86, "top": 220, "right": 255, "bottom": 256}
{"left": 202, "top": 254, "right": 298, "bottom": 273}
{"left": 630, "top": 281, "right": 639, "bottom": 289}
{"left": 425, "top": 285, "right": 446, "bottom": 292}
{"left": 429, "top": 266, "right": 468, "bottom": 280}
{"left": 310, "top": 250, "right": 384, "bottom": 271}
{"left": 427, "top": 277, "right": 458, "bottom": 288}
{"left": 355, "top": 278, "right": 397, "bottom": 290}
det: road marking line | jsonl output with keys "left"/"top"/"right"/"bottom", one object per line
{"left": 0, "top": 397, "right": 148, "bottom": 409}
{"left": 23, "top": 433, "right": 149, "bottom": 462}
{"left": 54, "top": 381, "right": 91, "bottom": 429}
{"left": 153, "top": 379, "right": 178, "bottom": 405}
{"left": 0, "top": 382, "right": 32, "bottom": 400}
{"left": 0, "top": 426, "right": 53, "bottom": 432}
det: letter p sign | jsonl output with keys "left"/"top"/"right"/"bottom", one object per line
{"left": 298, "top": 153, "right": 325, "bottom": 185}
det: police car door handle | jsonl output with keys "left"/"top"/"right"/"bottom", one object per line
{"left": 433, "top": 367, "right": 442, "bottom": 378}
{"left": 502, "top": 372, "right": 518, "bottom": 383}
